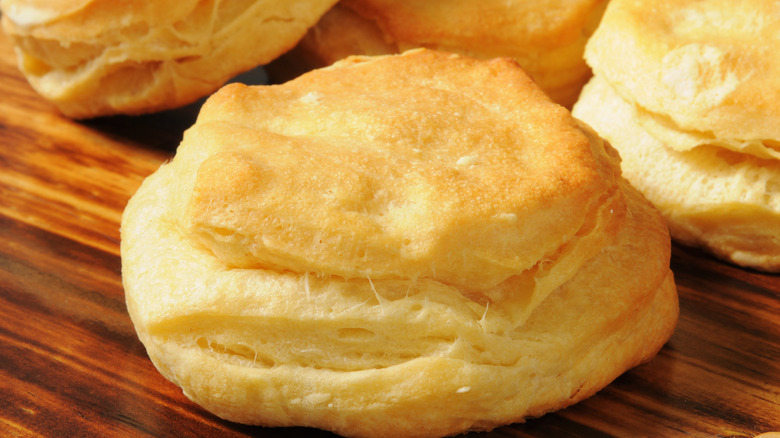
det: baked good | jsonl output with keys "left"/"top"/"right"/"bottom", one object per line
{"left": 0, "top": 0, "right": 338, "bottom": 118}
{"left": 122, "top": 49, "right": 678, "bottom": 437}
{"left": 573, "top": 0, "right": 780, "bottom": 271}
{"left": 267, "top": 0, "right": 608, "bottom": 107}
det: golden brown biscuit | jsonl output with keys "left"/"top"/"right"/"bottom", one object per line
{"left": 122, "top": 49, "right": 678, "bottom": 437}
{"left": 0, "top": 0, "right": 338, "bottom": 118}
{"left": 268, "top": 0, "right": 608, "bottom": 107}
{"left": 573, "top": 0, "right": 780, "bottom": 271}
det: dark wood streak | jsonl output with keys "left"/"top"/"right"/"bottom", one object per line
{"left": 0, "top": 29, "right": 777, "bottom": 438}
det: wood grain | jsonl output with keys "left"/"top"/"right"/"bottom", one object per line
{"left": 0, "top": 29, "right": 777, "bottom": 438}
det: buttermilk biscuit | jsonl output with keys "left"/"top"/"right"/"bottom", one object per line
{"left": 268, "top": 0, "right": 608, "bottom": 107}
{"left": 122, "top": 49, "right": 678, "bottom": 437}
{"left": 0, "top": 0, "right": 337, "bottom": 118}
{"left": 573, "top": 0, "right": 780, "bottom": 271}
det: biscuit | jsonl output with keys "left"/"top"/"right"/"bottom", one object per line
{"left": 122, "top": 49, "right": 678, "bottom": 437}
{"left": 268, "top": 0, "right": 608, "bottom": 107}
{"left": 0, "top": 0, "right": 338, "bottom": 118}
{"left": 573, "top": 0, "right": 780, "bottom": 271}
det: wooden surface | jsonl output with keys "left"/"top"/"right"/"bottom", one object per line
{"left": 0, "top": 29, "right": 778, "bottom": 438}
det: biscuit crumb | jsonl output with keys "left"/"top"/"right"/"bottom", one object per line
{"left": 299, "top": 91, "right": 323, "bottom": 104}
{"left": 456, "top": 155, "right": 479, "bottom": 167}
{"left": 493, "top": 213, "right": 518, "bottom": 224}
{"left": 303, "top": 392, "right": 332, "bottom": 405}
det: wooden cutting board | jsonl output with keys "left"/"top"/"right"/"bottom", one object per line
{"left": 0, "top": 29, "right": 777, "bottom": 437}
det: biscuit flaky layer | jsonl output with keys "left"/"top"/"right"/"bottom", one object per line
{"left": 574, "top": 0, "right": 780, "bottom": 271}
{"left": 0, "top": 0, "right": 338, "bottom": 118}
{"left": 122, "top": 50, "right": 678, "bottom": 437}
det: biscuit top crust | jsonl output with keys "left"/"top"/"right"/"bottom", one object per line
{"left": 585, "top": 0, "right": 780, "bottom": 144}
{"left": 179, "top": 49, "right": 623, "bottom": 292}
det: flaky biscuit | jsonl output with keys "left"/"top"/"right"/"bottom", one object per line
{"left": 575, "top": 76, "right": 780, "bottom": 271}
{"left": 573, "top": 0, "right": 780, "bottom": 271}
{"left": 268, "top": 0, "right": 608, "bottom": 107}
{"left": 0, "top": 0, "right": 337, "bottom": 118}
{"left": 583, "top": 0, "right": 780, "bottom": 157}
{"left": 122, "top": 49, "right": 678, "bottom": 437}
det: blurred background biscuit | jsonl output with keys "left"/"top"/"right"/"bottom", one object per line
{"left": 573, "top": 0, "right": 780, "bottom": 271}
{"left": 267, "top": 0, "right": 608, "bottom": 107}
{"left": 0, "top": 0, "right": 338, "bottom": 118}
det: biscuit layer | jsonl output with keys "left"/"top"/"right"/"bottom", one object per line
{"left": 181, "top": 50, "right": 625, "bottom": 325}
